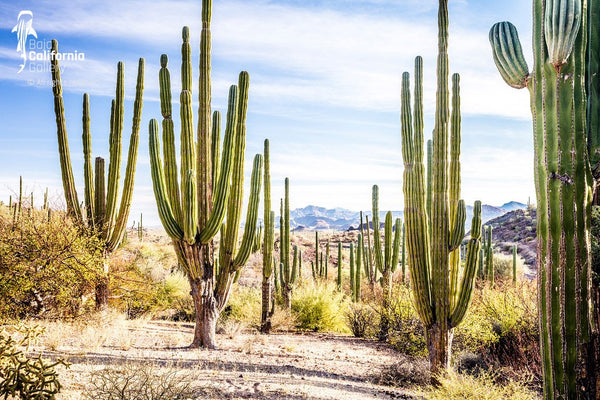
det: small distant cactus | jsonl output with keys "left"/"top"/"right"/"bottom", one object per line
{"left": 279, "top": 178, "right": 297, "bottom": 309}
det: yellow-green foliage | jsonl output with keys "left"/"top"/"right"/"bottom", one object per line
{"left": 220, "top": 284, "right": 262, "bottom": 328}
{"left": 0, "top": 206, "right": 103, "bottom": 319}
{"left": 386, "top": 285, "right": 427, "bottom": 356}
{"left": 492, "top": 252, "right": 525, "bottom": 281}
{"left": 420, "top": 370, "right": 540, "bottom": 400}
{"left": 291, "top": 281, "right": 348, "bottom": 332}
{"left": 455, "top": 282, "right": 537, "bottom": 352}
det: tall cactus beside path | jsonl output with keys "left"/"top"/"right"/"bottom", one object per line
{"left": 50, "top": 40, "right": 144, "bottom": 309}
{"left": 489, "top": 0, "right": 598, "bottom": 396}
{"left": 370, "top": 185, "right": 402, "bottom": 340}
{"left": 148, "top": 7, "right": 263, "bottom": 348}
{"left": 400, "top": 0, "right": 482, "bottom": 377}
{"left": 261, "top": 140, "right": 275, "bottom": 333}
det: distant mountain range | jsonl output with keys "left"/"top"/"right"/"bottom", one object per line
{"left": 278, "top": 201, "right": 527, "bottom": 231}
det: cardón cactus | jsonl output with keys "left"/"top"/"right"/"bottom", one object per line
{"left": 490, "top": 0, "right": 598, "bottom": 396}
{"left": 50, "top": 40, "right": 144, "bottom": 310}
{"left": 400, "top": 0, "right": 482, "bottom": 377}
{"left": 148, "top": 0, "right": 263, "bottom": 349}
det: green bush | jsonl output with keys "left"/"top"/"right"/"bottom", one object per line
{"left": 492, "top": 252, "right": 524, "bottom": 281}
{"left": 219, "top": 284, "right": 262, "bottom": 330}
{"left": 420, "top": 370, "right": 540, "bottom": 400}
{"left": 346, "top": 302, "right": 377, "bottom": 338}
{"left": 0, "top": 325, "right": 68, "bottom": 399}
{"left": 291, "top": 281, "right": 348, "bottom": 332}
{"left": 0, "top": 206, "right": 103, "bottom": 319}
{"left": 386, "top": 285, "right": 427, "bottom": 356}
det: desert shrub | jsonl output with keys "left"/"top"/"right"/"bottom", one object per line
{"left": 371, "top": 355, "right": 430, "bottom": 388}
{"left": 492, "top": 252, "right": 524, "bottom": 281}
{"left": 219, "top": 284, "right": 262, "bottom": 330}
{"left": 291, "top": 281, "right": 348, "bottom": 332}
{"left": 420, "top": 370, "right": 540, "bottom": 400}
{"left": 85, "top": 363, "right": 195, "bottom": 400}
{"left": 454, "top": 281, "right": 540, "bottom": 385}
{"left": 0, "top": 207, "right": 103, "bottom": 319}
{"left": 346, "top": 302, "right": 377, "bottom": 338}
{"left": 386, "top": 285, "right": 427, "bottom": 356}
{"left": 0, "top": 324, "right": 68, "bottom": 399}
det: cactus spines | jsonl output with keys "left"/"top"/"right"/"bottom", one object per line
{"left": 50, "top": 38, "right": 144, "bottom": 309}
{"left": 489, "top": 22, "right": 530, "bottom": 89}
{"left": 400, "top": 0, "right": 482, "bottom": 377}
{"left": 490, "top": 0, "right": 597, "bottom": 395}
{"left": 149, "top": 0, "right": 263, "bottom": 349}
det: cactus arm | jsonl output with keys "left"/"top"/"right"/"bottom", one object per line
{"left": 82, "top": 93, "right": 95, "bottom": 228}
{"left": 211, "top": 111, "right": 221, "bottom": 187}
{"left": 489, "top": 22, "right": 530, "bottom": 89}
{"left": 291, "top": 245, "right": 298, "bottom": 285}
{"left": 448, "top": 200, "right": 466, "bottom": 251}
{"left": 337, "top": 242, "right": 343, "bottom": 291}
{"left": 383, "top": 211, "right": 393, "bottom": 273}
{"left": 450, "top": 200, "right": 482, "bottom": 327}
{"left": 105, "top": 61, "right": 125, "bottom": 237}
{"left": 391, "top": 218, "right": 401, "bottom": 273}
{"left": 315, "top": 231, "right": 319, "bottom": 274}
{"left": 107, "top": 58, "right": 144, "bottom": 251}
{"left": 263, "top": 140, "right": 273, "bottom": 278}
{"left": 284, "top": 178, "right": 291, "bottom": 278}
{"left": 232, "top": 154, "right": 264, "bottom": 267}
{"left": 148, "top": 119, "right": 184, "bottom": 240}
{"left": 159, "top": 54, "right": 182, "bottom": 226}
{"left": 371, "top": 185, "right": 384, "bottom": 273}
{"left": 94, "top": 157, "right": 106, "bottom": 229}
{"left": 197, "top": 0, "right": 212, "bottom": 225}
{"left": 400, "top": 68, "right": 433, "bottom": 326}
{"left": 588, "top": 0, "right": 600, "bottom": 164}
{"left": 198, "top": 85, "right": 239, "bottom": 242}
{"left": 50, "top": 40, "right": 82, "bottom": 222}
{"left": 349, "top": 242, "right": 355, "bottom": 297}
{"left": 356, "top": 234, "right": 362, "bottom": 302}
{"left": 544, "top": 0, "right": 582, "bottom": 69}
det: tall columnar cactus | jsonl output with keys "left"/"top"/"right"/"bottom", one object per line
{"left": 483, "top": 226, "right": 494, "bottom": 285}
{"left": 400, "top": 0, "right": 482, "bottom": 376}
{"left": 401, "top": 222, "right": 406, "bottom": 282}
{"left": 360, "top": 211, "right": 378, "bottom": 287}
{"left": 279, "top": 178, "right": 297, "bottom": 309}
{"left": 50, "top": 40, "right": 144, "bottom": 309}
{"left": 370, "top": 185, "right": 402, "bottom": 340}
{"left": 148, "top": 4, "right": 263, "bottom": 348}
{"left": 354, "top": 235, "right": 363, "bottom": 303}
{"left": 489, "top": 0, "right": 598, "bottom": 396}
{"left": 512, "top": 244, "right": 518, "bottom": 284}
{"left": 337, "top": 242, "right": 343, "bottom": 291}
{"left": 261, "top": 139, "right": 275, "bottom": 334}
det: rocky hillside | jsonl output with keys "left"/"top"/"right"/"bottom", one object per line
{"left": 284, "top": 202, "right": 527, "bottom": 231}
{"left": 483, "top": 207, "right": 537, "bottom": 266}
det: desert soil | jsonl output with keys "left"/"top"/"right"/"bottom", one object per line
{"left": 32, "top": 319, "right": 417, "bottom": 399}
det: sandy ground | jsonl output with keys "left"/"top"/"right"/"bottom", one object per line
{"left": 29, "top": 318, "right": 417, "bottom": 399}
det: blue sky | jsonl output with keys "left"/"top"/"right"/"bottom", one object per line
{"left": 0, "top": 0, "right": 534, "bottom": 226}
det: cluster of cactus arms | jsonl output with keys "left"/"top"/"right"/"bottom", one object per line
{"left": 148, "top": 0, "right": 263, "bottom": 349}
{"left": 482, "top": 226, "right": 494, "bottom": 285}
{"left": 359, "top": 211, "right": 378, "bottom": 287}
{"left": 312, "top": 232, "right": 328, "bottom": 279}
{"left": 278, "top": 178, "right": 297, "bottom": 309}
{"left": 50, "top": 40, "right": 144, "bottom": 309}
{"left": 369, "top": 185, "right": 402, "bottom": 340}
{"left": 400, "top": 0, "right": 483, "bottom": 376}
{"left": 348, "top": 236, "right": 363, "bottom": 302}
{"left": 261, "top": 140, "right": 275, "bottom": 333}
{"left": 489, "top": 0, "right": 599, "bottom": 396}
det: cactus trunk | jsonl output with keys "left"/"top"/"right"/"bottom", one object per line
{"left": 261, "top": 140, "right": 274, "bottom": 333}
{"left": 490, "top": 0, "right": 597, "bottom": 396}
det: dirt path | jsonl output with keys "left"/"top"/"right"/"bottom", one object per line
{"left": 33, "top": 320, "right": 417, "bottom": 399}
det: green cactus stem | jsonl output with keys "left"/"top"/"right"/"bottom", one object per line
{"left": 400, "top": 0, "right": 483, "bottom": 377}
{"left": 261, "top": 139, "right": 275, "bottom": 334}
{"left": 279, "top": 178, "right": 296, "bottom": 309}
{"left": 512, "top": 244, "right": 518, "bottom": 284}
{"left": 148, "top": 4, "right": 263, "bottom": 349}
{"left": 489, "top": 0, "right": 597, "bottom": 395}
{"left": 50, "top": 39, "right": 144, "bottom": 310}
{"left": 337, "top": 242, "right": 343, "bottom": 291}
